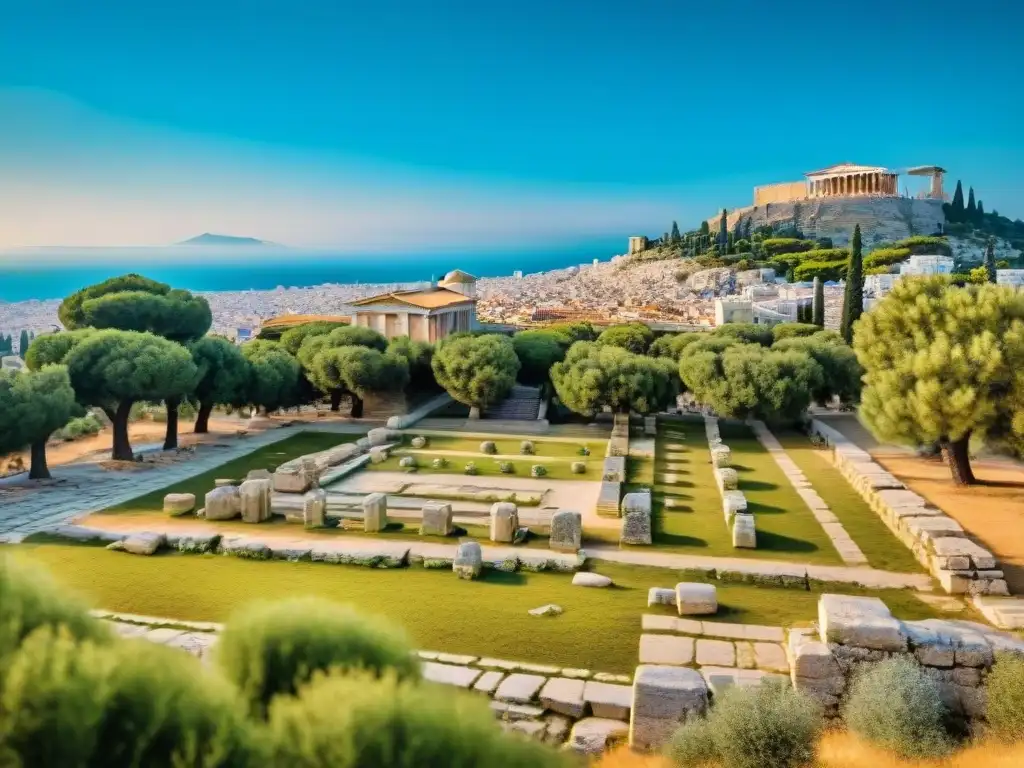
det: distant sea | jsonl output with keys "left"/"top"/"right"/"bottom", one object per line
{"left": 0, "top": 240, "right": 621, "bottom": 303}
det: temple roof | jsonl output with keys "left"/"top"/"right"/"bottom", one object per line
{"left": 260, "top": 314, "right": 349, "bottom": 329}
{"left": 805, "top": 163, "right": 890, "bottom": 177}
{"left": 351, "top": 287, "right": 475, "bottom": 310}
{"left": 440, "top": 269, "right": 477, "bottom": 284}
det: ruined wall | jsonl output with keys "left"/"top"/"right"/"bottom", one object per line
{"left": 753, "top": 181, "right": 807, "bottom": 206}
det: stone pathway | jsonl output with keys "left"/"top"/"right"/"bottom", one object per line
{"left": 0, "top": 423, "right": 369, "bottom": 540}
{"left": 972, "top": 595, "right": 1024, "bottom": 630}
{"left": 749, "top": 420, "right": 868, "bottom": 566}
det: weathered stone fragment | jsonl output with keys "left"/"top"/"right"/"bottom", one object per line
{"left": 453, "top": 541, "right": 483, "bottom": 580}
{"left": 676, "top": 582, "right": 718, "bottom": 616}
{"left": 163, "top": 493, "right": 195, "bottom": 516}
{"left": 818, "top": 594, "right": 906, "bottom": 652}
{"left": 204, "top": 485, "right": 240, "bottom": 521}
{"left": 489, "top": 502, "right": 519, "bottom": 543}
{"left": 620, "top": 491, "right": 652, "bottom": 545}
{"left": 238, "top": 478, "right": 272, "bottom": 523}
{"left": 419, "top": 501, "right": 453, "bottom": 536}
{"left": 629, "top": 665, "right": 708, "bottom": 751}
{"left": 732, "top": 513, "right": 756, "bottom": 548}
{"left": 549, "top": 509, "right": 582, "bottom": 552}
{"left": 362, "top": 492, "right": 388, "bottom": 532}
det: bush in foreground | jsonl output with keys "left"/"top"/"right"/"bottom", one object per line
{"left": 985, "top": 652, "right": 1024, "bottom": 742}
{"left": 267, "top": 672, "right": 569, "bottom": 768}
{"left": 844, "top": 657, "right": 951, "bottom": 759}
{"left": 215, "top": 597, "right": 419, "bottom": 715}
{"left": 667, "top": 679, "right": 820, "bottom": 768}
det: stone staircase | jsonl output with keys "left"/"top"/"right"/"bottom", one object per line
{"left": 484, "top": 385, "right": 542, "bottom": 421}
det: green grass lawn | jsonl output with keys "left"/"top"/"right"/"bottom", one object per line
{"left": 399, "top": 434, "right": 605, "bottom": 459}
{"left": 100, "top": 433, "right": 357, "bottom": 515}
{"left": 773, "top": 431, "right": 923, "bottom": 573}
{"left": 643, "top": 417, "right": 842, "bottom": 565}
{"left": 367, "top": 454, "right": 596, "bottom": 481}
{"left": 4, "top": 541, "right": 948, "bottom": 674}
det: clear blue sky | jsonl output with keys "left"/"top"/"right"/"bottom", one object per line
{"left": 0, "top": 0, "right": 1020, "bottom": 250}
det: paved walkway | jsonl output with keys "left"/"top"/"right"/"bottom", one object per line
{"left": 749, "top": 420, "right": 868, "bottom": 566}
{"left": 0, "top": 423, "right": 369, "bottom": 539}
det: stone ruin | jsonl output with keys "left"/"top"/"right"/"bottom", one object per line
{"left": 706, "top": 418, "right": 757, "bottom": 550}
{"left": 620, "top": 491, "right": 652, "bottom": 546}
{"left": 489, "top": 502, "right": 519, "bottom": 543}
{"left": 549, "top": 510, "right": 582, "bottom": 552}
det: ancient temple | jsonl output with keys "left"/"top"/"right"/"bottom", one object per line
{"left": 803, "top": 163, "right": 899, "bottom": 198}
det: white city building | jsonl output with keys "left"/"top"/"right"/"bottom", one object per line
{"left": 996, "top": 269, "right": 1024, "bottom": 287}
{"left": 899, "top": 254, "right": 954, "bottom": 276}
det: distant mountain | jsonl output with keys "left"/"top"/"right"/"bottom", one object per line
{"left": 177, "top": 233, "right": 274, "bottom": 247}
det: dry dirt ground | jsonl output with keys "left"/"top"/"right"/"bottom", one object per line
{"left": 822, "top": 414, "right": 1024, "bottom": 593}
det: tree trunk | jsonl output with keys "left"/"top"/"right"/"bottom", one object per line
{"left": 163, "top": 397, "right": 180, "bottom": 451}
{"left": 330, "top": 390, "right": 343, "bottom": 412}
{"left": 468, "top": 406, "right": 481, "bottom": 420}
{"left": 29, "top": 440, "right": 51, "bottom": 480}
{"left": 941, "top": 435, "right": 976, "bottom": 486}
{"left": 194, "top": 401, "right": 213, "bottom": 434}
{"left": 111, "top": 401, "right": 135, "bottom": 461}
{"left": 350, "top": 395, "right": 364, "bottom": 418}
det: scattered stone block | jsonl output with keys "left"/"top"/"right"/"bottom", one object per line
{"left": 453, "top": 541, "right": 483, "bottom": 580}
{"left": 528, "top": 604, "right": 563, "bottom": 617}
{"left": 596, "top": 481, "right": 622, "bottom": 517}
{"left": 620, "top": 491, "right": 652, "bottom": 546}
{"left": 369, "top": 446, "right": 390, "bottom": 464}
{"left": 711, "top": 446, "right": 731, "bottom": 468}
{"left": 489, "top": 502, "right": 519, "bottom": 543}
{"left": 629, "top": 665, "right": 708, "bottom": 751}
{"left": 204, "top": 485, "right": 240, "bottom": 521}
{"left": 732, "top": 513, "right": 757, "bottom": 548}
{"left": 367, "top": 427, "right": 398, "bottom": 447}
{"left": 163, "top": 493, "right": 195, "bottom": 516}
{"left": 495, "top": 673, "right": 547, "bottom": 704}
{"left": 722, "top": 490, "right": 747, "bottom": 524}
{"left": 603, "top": 456, "right": 626, "bottom": 483}
{"left": 568, "top": 718, "right": 629, "bottom": 755}
{"left": 245, "top": 468, "right": 272, "bottom": 481}
{"left": 716, "top": 467, "right": 739, "bottom": 490}
{"left": 584, "top": 680, "right": 632, "bottom": 719}
{"left": 419, "top": 501, "right": 453, "bottom": 536}
{"left": 639, "top": 635, "right": 694, "bottom": 665}
{"left": 107, "top": 531, "right": 165, "bottom": 556}
{"left": 411, "top": 435, "right": 428, "bottom": 449}
{"left": 422, "top": 661, "right": 482, "bottom": 688}
{"left": 540, "top": 677, "right": 586, "bottom": 717}
{"left": 273, "top": 465, "right": 313, "bottom": 494}
{"left": 238, "top": 478, "right": 272, "bottom": 523}
{"left": 648, "top": 587, "right": 676, "bottom": 607}
{"left": 549, "top": 509, "right": 582, "bottom": 552}
{"left": 676, "top": 582, "right": 718, "bottom": 616}
{"left": 302, "top": 489, "right": 327, "bottom": 528}
{"left": 572, "top": 572, "right": 612, "bottom": 588}
{"left": 818, "top": 594, "right": 907, "bottom": 652}
{"left": 696, "top": 639, "right": 735, "bottom": 667}
{"left": 362, "top": 492, "right": 388, "bottom": 533}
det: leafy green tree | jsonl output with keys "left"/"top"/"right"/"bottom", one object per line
{"left": 649, "top": 332, "right": 703, "bottom": 361}
{"left": 0, "top": 366, "right": 79, "bottom": 479}
{"left": 53, "top": 330, "right": 199, "bottom": 461}
{"left": 812, "top": 276, "right": 825, "bottom": 327}
{"left": 700, "top": 220, "right": 711, "bottom": 236}
{"left": 976, "top": 199, "right": 985, "bottom": 223}
{"left": 596, "top": 322, "right": 655, "bottom": 354}
{"left": 18, "top": 330, "right": 30, "bottom": 359}
{"left": 551, "top": 342, "right": 678, "bottom": 415}
{"left": 296, "top": 327, "right": 390, "bottom": 411}
{"left": 853, "top": 277, "right": 1024, "bottom": 485}
{"left": 772, "top": 323, "right": 821, "bottom": 342}
{"left": 966, "top": 186, "right": 977, "bottom": 222}
{"left": 511, "top": 330, "right": 567, "bottom": 386}
{"left": 306, "top": 346, "right": 408, "bottom": 418}
{"left": 24, "top": 329, "right": 95, "bottom": 370}
{"left": 712, "top": 323, "right": 773, "bottom": 346}
{"left": 190, "top": 336, "right": 252, "bottom": 433}
{"left": 279, "top": 321, "right": 350, "bottom": 356}
{"left": 57, "top": 274, "right": 211, "bottom": 450}
{"left": 385, "top": 336, "right": 435, "bottom": 392}
{"left": 240, "top": 341, "right": 302, "bottom": 416}
{"left": 431, "top": 334, "right": 520, "bottom": 418}
{"left": 681, "top": 342, "right": 823, "bottom": 422}
{"left": 544, "top": 321, "right": 597, "bottom": 343}
{"left": 773, "top": 333, "right": 862, "bottom": 405}
{"left": 984, "top": 237, "right": 997, "bottom": 284}
{"left": 840, "top": 224, "right": 864, "bottom": 343}
{"left": 670, "top": 220, "right": 682, "bottom": 244}
{"left": 950, "top": 180, "right": 965, "bottom": 221}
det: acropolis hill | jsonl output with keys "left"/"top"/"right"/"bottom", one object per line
{"left": 706, "top": 162, "right": 947, "bottom": 247}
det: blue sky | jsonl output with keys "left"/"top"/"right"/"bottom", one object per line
{"left": 0, "top": 0, "right": 1020, "bottom": 250}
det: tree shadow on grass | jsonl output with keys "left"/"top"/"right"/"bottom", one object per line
{"left": 478, "top": 570, "right": 528, "bottom": 586}
{"left": 755, "top": 530, "right": 821, "bottom": 555}
{"left": 739, "top": 479, "right": 781, "bottom": 492}
{"left": 653, "top": 530, "right": 708, "bottom": 548}
{"left": 744, "top": 501, "right": 788, "bottom": 515}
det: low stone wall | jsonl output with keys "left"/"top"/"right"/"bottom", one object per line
{"left": 104, "top": 611, "right": 633, "bottom": 755}
{"left": 704, "top": 417, "right": 755, "bottom": 548}
{"left": 607, "top": 413, "right": 630, "bottom": 457}
{"left": 386, "top": 392, "right": 454, "bottom": 430}
{"left": 810, "top": 420, "right": 1006, "bottom": 597}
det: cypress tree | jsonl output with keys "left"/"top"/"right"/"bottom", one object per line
{"left": 976, "top": 199, "right": 985, "bottom": 224}
{"left": 718, "top": 209, "right": 728, "bottom": 248}
{"left": 840, "top": 225, "right": 864, "bottom": 343}
{"left": 984, "top": 237, "right": 997, "bottom": 284}
{"left": 966, "top": 187, "right": 977, "bottom": 223}
{"left": 670, "top": 221, "right": 681, "bottom": 244}
{"left": 951, "top": 180, "right": 965, "bottom": 221}
{"left": 812, "top": 276, "right": 825, "bottom": 327}
{"left": 18, "top": 329, "right": 30, "bottom": 359}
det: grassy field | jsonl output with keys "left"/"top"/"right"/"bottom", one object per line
{"left": 397, "top": 434, "right": 606, "bottom": 458}
{"left": 367, "top": 454, "right": 596, "bottom": 480}
{"left": 4, "top": 541, "right": 947, "bottom": 674}
{"left": 643, "top": 417, "right": 841, "bottom": 565}
{"left": 773, "top": 431, "right": 923, "bottom": 573}
{"left": 99, "top": 433, "right": 356, "bottom": 515}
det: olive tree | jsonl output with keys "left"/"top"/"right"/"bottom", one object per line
{"left": 57, "top": 274, "right": 211, "bottom": 450}
{"left": 240, "top": 341, "right": 302, "bottom": 416}
{"left": 431, "top": 334, "right": 520, "bottom": 418}
{"left": 190, "top": 336, "right": 252, "bottom": 433}
{"left": 61, "top": 330, "right": 198, "bottom": 461}
{"left": 279, "top": 321, "right": 350, "bottom": 356}
{"left": 595, "top": 322, "right": 655, "bottom": 354}
{"left": 0, "top": 366, "right": 78, "bottom": 479}
{"left": 854, "top": 277, "right": 1024, "bottom": 485}
{"left": 772, "top": 332, "right": 862, "bottom": 405}
{"left": 296, "top": 327, "right": 390, "bottom": 411}
{"left": 385, "top": 336, "right": 435, "bottom": 392}
{"left": 511, "top": 330, "right": 567, "bottom": 386}
{"left": 306, "top": 346, "right": 408, "bottom": 418}
{"left": 551, "top": 342, "right": 679, "bottom": 415}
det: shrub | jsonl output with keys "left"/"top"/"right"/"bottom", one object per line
{"left": 667, "top": 679, "right": 820, "bottom": 768}
{"left": 793, "top": 260, "right": 847, "bottom": 283}
{"left": 480, "top": 441, "right": 497, "bottom": 455}
{"left": 761, "top": 238, "right": 814, "bottom": 256}
{"left": 464, "top": 462, "right": 478, "bottom": 475}
{"left": 267, "top": 673, "right": 569, "bottom": 768}
{"left": 985, "top": 651, "right": 1024, "bottom": 742}
{"left": 398, "top": 456, "right": 417, "bottom": 469}
{"left": 215, "top": 597, "right": 418, "bottom": 715}
{"left": 895, "top": 235, "right": 951, "bottom": 256}
{"left": 771, "top": 323, "right": 821, "bottom": 342}
{"left": 520, "top": 440, "right": 535, "bottom": 455}
{"left": 530, "top": 464, "right": 547, "bottom": 477}
{"left": 431, "top": 457, "right": 448, "bottom": 470}
{"left": 571, "top": 462, "right": 586, "bottom": 474}
{"left": 844, "top": 657, "right": 951, "bottom": 758}
{"left": 498, "top": 461, "right": 514, "bottom": 474}
{"left": 864, "top": 246, "right": 911, "bottom": 269}
{"left": 0, "top": 556, "right": 111, "bottom": 666}
{"left": 578, "top": 445, "right": 591, "bottom": 456}
{"left": 410, "top": 436, "right": 428, "bottom": 449}
{"left": 56, "top": 413, "right": 104, "bottom": 441}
